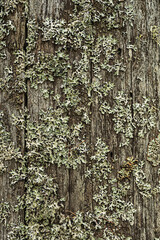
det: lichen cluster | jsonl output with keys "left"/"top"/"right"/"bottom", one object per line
{"left": 0, "top": 0, "right": 160, "bottom": 239}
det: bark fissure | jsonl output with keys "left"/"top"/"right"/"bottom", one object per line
{"left": 90, "top": 3, "right": 94, "bottom": 211}
{"left": 23, "top": 16, "right": 28, "bottom": 227}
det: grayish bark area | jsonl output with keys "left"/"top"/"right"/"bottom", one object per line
{"left": 131, "top": 1, "right": 160, "bottom": 239}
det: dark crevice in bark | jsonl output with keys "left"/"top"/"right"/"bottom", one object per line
{"left": 129, "top": 33, "right": 136, "bottom": 240}
{"left": 45, "top": 0, "right": 49, "bottom": 18}
{"left": 68, "top": 167, "right": 71, "bottom": 211}
{"left": 90, "top": 60, "right": 93, "bottom": 211}
{"left": 66, "top": 0, "right": 71, "bottom": 213}
{"left": 23, "top": 17, "right": 28, "bottom": 227}
{"left": 90, "top": 4, "right": 94, "bottom": 211}
{"left": 130, "top": 61, "right": 134, "bottom": 155}
{"left": 117, "top": 47, "right": 122, "bottom": 56}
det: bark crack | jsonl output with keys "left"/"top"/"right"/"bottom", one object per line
{"left": 23, "top": 16, "right": 28, "bottom": 227}
{"left": 90, "top": 2, "right": 94, "bottom": 211}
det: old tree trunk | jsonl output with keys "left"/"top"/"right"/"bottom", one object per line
{"left": 0, "top": 0, "right": 160, "bottom": 239}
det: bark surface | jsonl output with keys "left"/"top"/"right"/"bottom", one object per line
{"left": 0, "top": 0, "right": 160, "bottom": 239}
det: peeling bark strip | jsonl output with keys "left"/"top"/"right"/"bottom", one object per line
{"left": 0, "top": 0, "right": 160, "bottom": 239}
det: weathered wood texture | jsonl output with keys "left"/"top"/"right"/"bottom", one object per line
{"left": 0, "top": 0, "right": 160, "bottom": 239}
{"left": 0, "top": 2, "right": 26, "bottom": 239}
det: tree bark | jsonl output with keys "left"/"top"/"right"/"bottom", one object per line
{"left": 0, "top": 0, "right": 160, "bottom": 239}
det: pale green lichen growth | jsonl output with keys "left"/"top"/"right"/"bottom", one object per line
{"left": 133, "top": 161, "right": 152, "bottom": 198}
{"left": 0, "top": 112, "right": 22, "bottom": 173}
{"left": 0, "top": 0, "right": 26, "bottom": 59}
{"left": 101, "top": 92, "right": 157, "bottom": 147}
{"left": 151, "top": 25, "right": 160, "bottom": 45}
{"left": 86, "top": 139, "right": 136, "bottom": 238}
{"left": 147, "top": 133, "right": 160, "bottom": 166}
{"left": 0, "top": 201, "right": 10, "bottom": 224}
{"left": 133, "top": 97, "right": 157, "bottom": 138}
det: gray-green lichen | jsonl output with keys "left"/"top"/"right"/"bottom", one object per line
{"left": 147, "top": 133, "right": 160, "bottom": 167}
